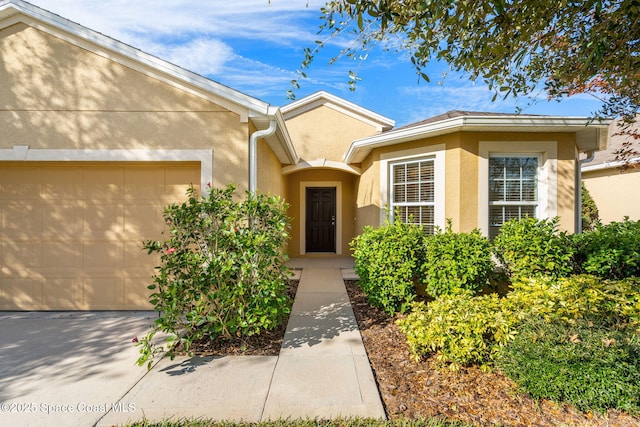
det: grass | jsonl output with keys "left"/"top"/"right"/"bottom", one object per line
{"left": 495, "top": 317, "right": 640, "bottom": 415}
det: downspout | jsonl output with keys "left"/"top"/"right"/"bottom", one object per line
{"left": 576, "top": 150, "right": 595, "bottom": 234}
{"left": 249, "top": 119, "right": 277, "bottom": 193}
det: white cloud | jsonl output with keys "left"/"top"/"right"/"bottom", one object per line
{"left": 31, "top": 0, "right": 324, "bottom": 45}
{"left": 163, "top": 38, "right": 235, "bottom": 75}
{"left": 395, "top": 82, "right": 513, "bottom": 124}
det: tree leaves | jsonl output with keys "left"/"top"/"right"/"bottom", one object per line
{"left": 299, "top": 0, "right": 639, "bottom": 125}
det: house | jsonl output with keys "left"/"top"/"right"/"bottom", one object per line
{"left": 582, "top": 119, "right": 640, "bottom": 224}
{"left": 0, "top": 0, "right": 610, "bottom": 310}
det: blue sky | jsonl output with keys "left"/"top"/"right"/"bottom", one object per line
{"left": 30, "top": 0, "right": 604, "bottom": 127}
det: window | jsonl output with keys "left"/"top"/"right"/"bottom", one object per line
{"left": 489, "top": 156, "right": 539, "bottom": 239}
{"left": 390, "top": 158, "right": 435, "bottom": 233}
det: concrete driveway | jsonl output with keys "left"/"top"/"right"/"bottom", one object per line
{"left": 0, "top": 311, "right": 157, "bottom": 427}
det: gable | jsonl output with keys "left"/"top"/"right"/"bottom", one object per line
{"left": 1, "top": 23, "right": 230, "bottom": 114}
{"left": 285, "top": 104, "right": 385, "bottom": 163}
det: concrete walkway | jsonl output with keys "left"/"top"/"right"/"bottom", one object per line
{"left": 97, "top": 257, "right": 385, "bottom": 425}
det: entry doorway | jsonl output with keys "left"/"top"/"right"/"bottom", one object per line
{"left": 305, "top": 187, "right": 336, "bottom": 252}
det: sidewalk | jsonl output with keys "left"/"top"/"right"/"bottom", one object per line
{"left": 99, "top": 258, "right": 385, "bottom": 425}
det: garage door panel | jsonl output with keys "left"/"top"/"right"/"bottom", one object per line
{"left": 1, "top": 278, "right": 43, "bottom": 309}
{"left": 124, "top": 203, "right": 163, "bottom": 236}
{"left": 124, "top": 241, "right": 158, "bottom": 270}
{"left": 83, "top": 203, "right": 123, "bottom": 238}
{"left": 83, "top": 241, "right": 123, "bottom": 271}
{"left": 1, "top": 162, "right": 199, "bottom": 310}
{"left": 42, "top": 241, "right": 82, "bottom": 269}
{"left": 83, "top": 277, "right": 124, "bottom": 307}
{"left": 164, "top": 167, "right": 200, "bottom": 199}
{"left": 124, "top": 168, "right": 162, "bottom": 199}
{"left": 83, "top": 168, "right": 124, "bottom": 201}
{"left": 0, "top": 167, "right": 41, "bottom": 199}
{"left": 42, "top": 204, "right": 83, "bottom": 239}
{"left": 3, "top": 202, "right": 42, "bottom": 236}
{"left": 43, "top": 277, "right": 81, "bottom": 309}
{"left": 42, "top": 167, "right": 83, "bottom": 201}
{"left": 3, "top": 240, "right": 42, "bottom": 270}
{"left": 124, "top": 276, "right": 153, "bottom": 307}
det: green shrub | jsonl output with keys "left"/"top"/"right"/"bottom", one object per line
{"left": 493, "top": 217, "right": 574, "bottom": 281}
{"left": 350, "top": 217, "right": 424, "bottom": 315}
{"left": 506, "top": 275, "right": 640, "bottom": 330}
{"left": 397, "top": 275, "right": 640, "bottom": 372}
{"left": 495, "top": 318, "right": 640, "bottom": 415}
{"left": 581, "top": 182, "right": 601, "bottom": 232}
{"left": 420, "top": 221, "right": 494, "bottom": 298}
{"left": 397, "top": 291, "right": 518, "bottom": 370}
{"left": 573, "top": 218, "right": 640, "bottom": 279}
{"left": 136, "top": 185, "right": 292, "bottom": 369}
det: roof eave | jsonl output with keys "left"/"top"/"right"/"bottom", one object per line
{"left": 249, "top": 108, "right": 300, "bottom": 165}
{"left": 344, "top": 115, "right": 612, "bottom": 163}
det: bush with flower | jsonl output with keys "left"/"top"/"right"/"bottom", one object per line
{"left": 135, "top": 184, "right": 292, "bottom": 369}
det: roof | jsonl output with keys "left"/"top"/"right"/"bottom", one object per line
{"left": 392, "top": 110, "right": 542, "bottom": 131}
{"left": 345, "top": 111, "right": 611, "bottom": 164}
{"left": 0, "top": 0, "right": 299, "bottom": 164}
{"left": 583, "top": 118, "right": 640, "bottom": 171}
{"left": 282, "top": 91, "right": 395, "bottom": 133}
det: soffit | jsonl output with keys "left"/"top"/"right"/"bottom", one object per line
{"left": 345, "top": 114, "right": 611, "bottom": 163}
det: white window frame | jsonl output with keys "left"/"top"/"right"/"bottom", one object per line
{"left": 478, "top": 141, "right": 557, "bottom": 237}
{"left": 488, "top": 154, "right": 542, "bottom": 239}
{"left": 380, "top": 144, "right": 445, "bottom": 231}
{"left": 389, "top": 157, "right": 437, "bottom": 230}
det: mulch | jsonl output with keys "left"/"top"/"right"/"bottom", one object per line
{"left": 344, "top": 280, "right": 639, "bottom": 427}
{"left": 187, "top": 278, "right": 639, "bottom": 426}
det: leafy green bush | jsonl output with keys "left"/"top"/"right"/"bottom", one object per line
{"left": 506, "top": 275, "right": 640, "bottom": 330}
{"left": 350, "top": 217, "right": 424, "bottom": 315}
{"left": 397, "top": 291, "right": 518, "bottom": 370}
{"left": 419, "top": 221, "right": 494, "bottom": 298}
{"left": 581, "top": 182, "right": 601, "bottom": 232}
{"left": 136, "top": 185, "right": 292, "bottom": 369}
{"left": 397, "top": 275, "right": 640, "bottom": 371}
{"left": 493, "top": 217, "right": 574, "bottom": 281}
{"left": 573, "top": 218, "right": 640, "bottom": 279}
{"left": 495, "top": 318, "right": 640, "bottom": 415}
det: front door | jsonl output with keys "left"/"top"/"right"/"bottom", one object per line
{"left": 305, "top": 187, "right": 336, "bottom": 252}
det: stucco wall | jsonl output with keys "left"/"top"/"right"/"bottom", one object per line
{"left": 256, "top": 127, "right": 287, "bottom": 197}
{"left": 0, "top": 23, "right": 249, "bottom": 191}
{"left": 355, "top": 131, "right": 579, "bottom": 235}
{"left": 285, "top": 105, "right": 379, "bottom": 162}
{"left": 584, "top": 168, "right": 640, "bottom": 223}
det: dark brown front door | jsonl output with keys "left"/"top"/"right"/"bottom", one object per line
{"left": 306, "top": 187, "right": 336, "bottom": 252}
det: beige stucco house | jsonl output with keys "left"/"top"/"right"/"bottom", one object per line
{"left": 582, "top": 119, "right": 640, "bottom": 224}
{"left": 0, "top": 0, "right": 610, "bottom": 310}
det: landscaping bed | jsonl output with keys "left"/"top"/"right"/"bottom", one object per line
{"left": 183, "top": 277, "right": 638, "bottom": 426}
{"left": 344, "top": 280, "right": 639, "bottom": 426}
{"left": 177, "top": 279, "right": 299, "bottom": 357}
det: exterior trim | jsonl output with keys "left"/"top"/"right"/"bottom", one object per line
{"left": 380, "top": 144, "right": 446, "bottom": 229}
{"left": 478, "top": 141, "right": 557, "bottom": 236}
{"left": 299, "top": 181, "right": 343, "bottom": 255}
{"left": 0, "top": 146, "right": 213, "bottom": 195}
{"left": 346, "top": 115, "right": 610, "bottom": 164}
{"left": 282, "top": 159, "right": 361, "bottom": 176}
{"left": 582, "top": 157, "right": 640, "bottom": 172}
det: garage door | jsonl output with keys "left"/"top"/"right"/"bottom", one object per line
{"left": 0, "top": 162, "right": 200, "bottom": 310}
